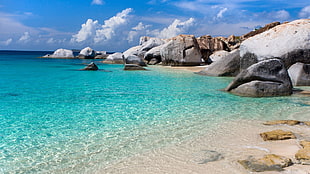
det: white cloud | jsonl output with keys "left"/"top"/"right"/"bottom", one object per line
{"left": 274, "top": 10, "right": 290, "bottom": 20}
{"left": 0, "top": 38, "right": 13, "bottom": 46}
{"left": 91, "top": 0, "right": 104, "bottom": 5}
{"left": 127, "top": 22, "right": 150, "bottom": 42}
{"left": 216, "top": 8, "right": 228, "bottom": 18}
{"left": 155, "top": 18, "right": 195, "bottom": 39}
{"left": 71, "top": 19, "right": 100, "bottom": 43}
{"left": 47, "top": 38, "right": 55, "bottom": 44}
{"left": 94, "top": 8, "right": 132, "bottom": 43}
{"left": 18, "top": 32, "right": 31, "bottom": 43}
{"left": 299, "top": 6, "right": 310, "bottom": 18}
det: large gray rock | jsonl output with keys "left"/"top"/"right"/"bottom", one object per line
{"left": 209, "top": 50, "right": 230, "bottom": 62}
{"left": 240, "top": 19, "right": 310, "bottom": 70}
{"left": 226, "top": 59, "right": 293, "bottom": 97}
{"left": 288, "top": 62, "right": 310, "bottom": 86}
{"left": 43, "top": 48, "right": 74, "bottom": 58}
{"left": 160, "top": 35, "right": 202, "bottom": 66}
{"left": 103, "top": 52, "right": 124, "bottom": 64}
{"left": 78, "top": 47, "right": 96, "bottom": 59}
{"left": 123, "top": 45, "right": 142, "bottom": 59}
{"left": 197, "top": 49, "right": 240, "bottom": 76}
{"left": 125, "top": 55, "right": 146, "bottom": 66}
{"left": 140, "top": 37, "right": 165, "bottom": 53}
{"left": 197, "top": 35, "right": 229, "bottom": 62}
{"left": 144, "top": 45, "right": 162, "bottom": 65}
{"left": 124, "top": 64, "right": 147, "bottom": 71}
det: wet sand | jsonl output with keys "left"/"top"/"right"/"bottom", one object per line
{"left": 98, "top": 119, "right": 310, "bottom": 174}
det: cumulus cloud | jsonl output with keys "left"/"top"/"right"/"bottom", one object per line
{"left": 155, "top": 18, "right": 195, "bottom": 39}
{"left": 18, "top": 32, "right": 31, "bottom": 43}
{"left": 299, "top": 6, "right": 310, "bottom": 18}
{"left": 91, "top": 0, "right": 104, "bottom": 5}
{"left": 71, "top": 19, "right": 100, "bottom": 43}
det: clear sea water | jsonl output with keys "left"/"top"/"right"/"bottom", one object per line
{"left": 1, "top": 51, "right": 310, "bottom": 173}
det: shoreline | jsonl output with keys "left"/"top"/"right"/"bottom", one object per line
{"left": 99, "top": 119, "right": 310, "bottom": 174}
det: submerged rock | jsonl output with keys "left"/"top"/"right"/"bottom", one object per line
{"left": 288, "top": 62, "right": 310, "bottom": 86}
{"left": 260, "top": 130, "right": 296, "bottom": 141}
{"left": 125, "top": 55, "right": 146, "bottom": 66}
{"left": 238, "top": 154, "right": 292, "bottom": 172}
{"left": 192, "top": 150, "right": 223, "bottom": 164}
{"left": 226, "top": 59, "right": 293, "bottom": 97}
{"left": 81, "top": 62, "right": 99, "bottom": 71}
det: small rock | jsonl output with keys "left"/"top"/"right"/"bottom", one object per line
{"left": 300, "top": 141, "right": 310, "bottom": 148}
{"left": 302, "top": 121, "right": 310, "bottom": 126}
{"left": 124, "top": 64, "right": 147, "bottom": 71}
{"left": 192, "top": 150, "right": 223, "bottom": 164}
{"left": 238, "top": 154, "right": 293, "bottom": 172}
{"left": 295, "top": 148, "right": 310, "bottom": 163}
{"left": 263, "top": 120, "right": 301, "bottom": 126}
{"left": 260, "top": 130, "right": 296, "bottom": 141}
{"left": 81, "top": 62, "right": 98, "bottom": 71}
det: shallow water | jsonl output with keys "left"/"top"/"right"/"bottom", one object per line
{"left": 1, "top": 51, "right": 310, "bottom": 173}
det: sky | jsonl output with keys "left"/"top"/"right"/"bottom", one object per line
{"left": 0, "top": 0, "right": 309, "bottom": 51}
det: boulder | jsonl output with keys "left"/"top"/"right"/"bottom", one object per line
{"left": 263, "top": 120, "right": 301, "bottom": 126}
{"left": 160, "top": 35, "right": 202, "bottom": 66}
{"left": 81, "top": 62, "right": 98, "bottom": 71}
{"left": 288, "top": 62, "right": 310, "bottom": 86}
{"left": 144, "top": 45, "right": 162, "bottom": 65}
{"left": 103, "top": 52, "right": 124, "bottom": 64}
{"left": 140, "top": 37, "right": 165, "bottom": 53}
{"left": 238, "top": 154, "right": 293, "bottom": 172}
{"left": 260, "top": 130, "right": 296, "bottom": 141}
{"left": 197, "top": 49, "right": 240, "bottom": 76}
{"left": 44, "top": 48, "right": 74, "bottom": 58}
{"left": 123, "top": 45, "right": 143, "bottom": 59}
{"left": 240, "top": 21, "right": 281, "bottom": 40}
{"left": 209, "top": 50, "right": 230, "bottom": 62}
{"left": 240, "top": 19, "right": 310, "bottom": 70}
{"left": 125, "top": 55, "right": 146, "bottom": 66}
{"left": 197, "top": 35, "right": 230, "bottom": 62}
{"left": 295, "top": 141, "right": 310, "bottom": 164}
{"left": 78, "top": 47, "right": 96, "bottom": 59}
{"left": 124, "top": 64, "right": 147, "bottom": 71}
{"left": 226, "top": 59, "right": 293, "bottom": 97}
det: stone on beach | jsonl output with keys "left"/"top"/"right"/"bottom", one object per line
{"left": 288, "top": 62, "right": 310, "bottom": 86}
{"left": 238, "top": 154, "right": 293, "bottom": 172}
{"left": 192, "top": 150, "right": 223, "bottom": 164}
{"left": 295, "top": 141, "right": 310, "bottom": 164}
{"left": 263, "top": 120, "right": 301, "bottom": 126}
{"left": 81, "top": 62, "right": 99, "bottom": 71}
{"left": 43, "top": 48, "right": 74, "bottom": 58}
{"left": 226, "top": 59, "right": 293, "bottom": 97}
{"left": 260, "top": 130, "right": 296, "bottom": 141}
{"left": 160, "top": 34, "right": 202, "bottom": 66}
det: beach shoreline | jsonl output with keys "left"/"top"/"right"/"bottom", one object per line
{"left": 99, "top": 119, "right": 310, "bottom": 174}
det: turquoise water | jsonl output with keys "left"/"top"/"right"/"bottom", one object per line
{"left": 1, "top": 51, "right": 310, "bottom": 173}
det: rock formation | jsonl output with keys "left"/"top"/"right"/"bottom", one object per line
{"left": 197, "top": 49, "right": 240, "bottom": 76}
{"left": 81, "top": 62, "right": 99, "bottom": 71}
{"left": 209, "top": 50, "right": 230, "bottom": 62}
{"left": 103, "top": 52, "right": 124, "bottom": 64}
{"left": 43, "top": 48, "right": 74, "bottom": 58}
{"left": 240, "top": 21, "right": 281, "bottom": 40}
{"left": 260, "top": 130, "right": 296, "bottom": 141}
{"left": 125, "top": 55, "right": 146, "bottom": 66}
{"left": 288, "top": 62, "right": 310, "bottom": 86}
{"left": 124, "top": 64, "right": 147, "bottom": 71}
{"left": 226, "top": 59, "right": 293, "bottom": 97}
{"left": 197, "top": 35, "right": 229, "bottom": 62}
{"left": 160, "top": 35, "right": 202, "bottom": 66}
{"left": 78, "top": 47, "right": 96, "bottom": 59}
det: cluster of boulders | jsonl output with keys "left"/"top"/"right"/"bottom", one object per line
{"left": 239, "top": 120, "right": 310, "bottom": 172}
{"left": 43, "top": 47, "right": 108, "bottom": 59}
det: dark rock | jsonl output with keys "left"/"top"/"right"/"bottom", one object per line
{"left": 124, "top": 64, "right": 147, "bottom": 71}
{"left": 226, "top": 59, "right": 293, "bottom": 97}
{"left": 144, "top": 46, "right": 162, "bottom": 65}
{"left": 78, "top": 47, "right": 96, "bottom": 59}
{"left": 81, "top": 62, "right": 99, "bottom": 71}
{"left": 197, "top": 49, "right": 240, "bottom": 76}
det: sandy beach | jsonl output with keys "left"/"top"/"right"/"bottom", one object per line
{"left": 99, "top": 119, "right": 310, "bottom": 174}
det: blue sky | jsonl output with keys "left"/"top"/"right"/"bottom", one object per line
{"left": 0, "top": 0, "right": 309, "bottom": 51}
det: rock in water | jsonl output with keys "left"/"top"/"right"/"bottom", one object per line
{"left": 124, "top": 64, "right": 146, "bottom": 71}
{"left": 288, "top": 62, "right": 310, "bottom": 86}
{"left": 238, "top": 154, "right": 293, "bottom": 172}
{"left": 226, "top": 59, "right": 293, "bottom": 97}
{"left": 240, "top": 19, "right": 310, "bottom": 70}
{"left": 44, "top": 48, "right": 74, "bottom": 58}
{"left": 103, "top": 52, "right": 124, "bottom": 64}
{"left": 78, "top": 47, "right": 96, "bottom": 59}
{"left": 81, "top": 62, "right": 99, "bottom": 71}
{"left": 192, "top": 150, "right": 223, "bottom": 164}
{"left": 197, "top": 49, "right": 240, "bottom": 76}
{"left": 160, "top": 35, "right": 202, "bottom": 66}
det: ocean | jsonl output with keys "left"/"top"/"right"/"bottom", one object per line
{"left": 1, "top": 51, "right": 310, "bottom": 173}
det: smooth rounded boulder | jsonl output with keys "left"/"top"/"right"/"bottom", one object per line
{"left": 103, "top": 52, "right": 124, "bottom": 64}
{"left": 78, "top": 47, "right": 96, "bottom": 59}
{"left": 43, "top": 48, "right": 74, "bottom": 58}
{"left": 288, "top": 62, "right": 310, "bottom": 86}
{"left": 226, "top": 59, "right": 293, "bottom": 97}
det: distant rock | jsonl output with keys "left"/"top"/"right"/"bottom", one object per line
{"left": 160, "top": 34, "right": 202, "bottom": 66}
{"left": 260, "top": 129, "right": 296, "bottom": 141}
{"left": 226, "top": 59, "right": 293, "bottom": 97}
{"left": 238, "top": 154, "right": 292, "bottom": 172}
{"left": 124, "top": 64, "right": 147, "bottom": 71}
{"left": 288, "top": 62, "right": 310, "bottom": 86}
{"left": 240, "top": 19, "right": 310, "bottom": 70}
{"left": 81, "top": 62, "right": 99, "bottom": 71}
{"left": 78, "top": 47, "right": 96, "bottom": 59}
{"left": 103, "top": 52, "right": 124, "bottom": 64}
{"left": 43, "top": 48, "right": 74, "bottom": 58}
{"left": 197, "top": 49, "right": 240, "bottom": 76}
{"left": 140, "top": 37, "right": 165, "bottom": 53}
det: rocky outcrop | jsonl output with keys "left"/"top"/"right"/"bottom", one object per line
{"left": 263, "top": 120, "right": 301, "bottom": 126}
{"left": 260, "top": 130, "right": 296, "bottom": 141}
{"left": 125, "top": 55, "right": 146, "bottom": 66}
{"left": 197, "top": 35, "right": 229, "bottom": 62}
{"left": 197, "top": 49, "right": 240, "bottom": 76}
{"left": 240, "top": 22, "right": 281, "bottom": 40}
{"left": 288, "top": 62, "right": 310, "bottom": 86}
{"left": 124, "top": 64, "right": 147, "bottom": 71}
{"left": 103, "top": 52, "right": 124, "bottom": 64}
{"left": 81, "top": 62, "right": 99, "bottom": 71}
{"left": 160, "top": 35, "right": 202, "bottom": 66}
{"left": 226, "top": 59, "right": 293, "bottom": 97}
{"left": 43, "top": 48, "right": 74, "bottom": 58}
{"left": 295, "top": 140, "right": 310, "bottom": 164}
{"left": 238, "top": 154, "right": 293, "bottom": 172}
{"left": 123, "top": 45, "right": 143, "bottom": 59}
{"left": 209, "top": 50, "right": 230, "bottom": 62}
{"left": 144, "top": 45, "right": 162, "bottom": 65}
{"left": 240, "top": 19, "right": 310, "bottom": 70}
{"left": 78, "top": 47, "right": 96, "bottom": 59}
